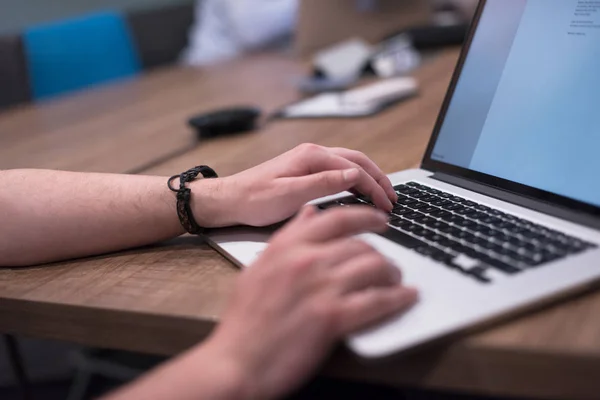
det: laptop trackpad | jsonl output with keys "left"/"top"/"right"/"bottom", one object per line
{"left": 206, "top": 227, "right": 275, "bottom": 268}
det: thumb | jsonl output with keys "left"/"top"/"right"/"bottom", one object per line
{"left": 284, "top": 168, "right": 360, "bottom": 205}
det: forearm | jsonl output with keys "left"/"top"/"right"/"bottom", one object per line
{"left": 0, "top": 169, "right": 227, "bottom": 267}
{"left": 103, "top": 339, "right": 253, "bottom": 400}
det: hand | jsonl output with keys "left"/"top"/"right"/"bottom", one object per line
{"left": 192, "top": 144, "right": 398, "bottom": 228}
{"left": 201, "top": 206, "right": 418, "bottom": 400}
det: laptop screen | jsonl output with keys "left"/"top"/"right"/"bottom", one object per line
{"left": 430, "top": 0, "right": 600, "bottom": 208}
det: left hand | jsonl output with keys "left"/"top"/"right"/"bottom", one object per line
{"left": 200, "top": 206, "right": 417, "bottom": 399}
{"left": 193, "top": 144, "right": 398, "bottom": 228}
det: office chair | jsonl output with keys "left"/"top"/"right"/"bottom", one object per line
{"left": 23, "top": 11, "right": 141, "bottom": 100}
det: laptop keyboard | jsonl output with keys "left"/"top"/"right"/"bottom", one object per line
{"left": 318, "top": 182, "right": 597, "bottom": 283}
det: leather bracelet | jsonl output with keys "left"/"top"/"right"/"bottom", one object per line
{"left": 167, "top": 165, "right": 218, "bottom": 235}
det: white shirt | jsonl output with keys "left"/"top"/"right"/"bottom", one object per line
{"left": 182, "top": 0, "right": 298, "bottom": 66}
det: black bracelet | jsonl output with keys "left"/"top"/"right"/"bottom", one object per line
{"left": 167, "top": 165, "right": 218, "bottom": 235}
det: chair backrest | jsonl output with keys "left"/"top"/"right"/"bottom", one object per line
{"left": 23, "top": 11, "right": 141, "bottom": 100}
{"left": 127, "top": 2, "right": 195, "bottom": 70}
{"left": 0, "top": 34, "right": 31, "bottom": 110}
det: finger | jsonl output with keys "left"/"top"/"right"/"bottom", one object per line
{"left": 296, "top": 207, "right": 389, "bottom": 243}
{"left": 278, "top": 205, "right": 318, "bottom": 235}
{"left": 295, "top": 205, "right": 318, "bottom": 221}
{"left": 317, "top": 238, "right": 378, "bottom": 268}
{"left": 330, "top": 148, "right": 397, "bottom": 203}
{"left": 336, "top": 287, "right": 418, "bottom": 334}
{"left": 333, "top": 253, "right": 402, "bottom": 293}
{"left": 332, "top": 158, "right": 392, "bottom": 212}
{"left": 304, "top": 152, "right": 393, "bottom": 211}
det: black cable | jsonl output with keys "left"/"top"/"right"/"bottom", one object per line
{"left": 124, "top": 143, "right": 198, "bottom": 175}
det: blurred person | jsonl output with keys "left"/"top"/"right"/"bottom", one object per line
{"left": 182, "top": 0, "right": 478, "bottom": 66}
{"left": 0, "top": 144, "right": 418, "bottom": 399}
{"left": 182, "top": 0, "right": 298, "bottom": 65}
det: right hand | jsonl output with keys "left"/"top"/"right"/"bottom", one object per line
{"left": 190, "top": 144, "right": 398, "bottom": 228}
{"left": 204, "top": 206, "right": 418, "bottom": 400}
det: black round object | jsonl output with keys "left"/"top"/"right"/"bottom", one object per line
{"left": 188, "top": 107, "right": 262, "bottom": 139}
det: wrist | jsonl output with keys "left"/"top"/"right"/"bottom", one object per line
{"left": 188, "top": 338, "right": 259, "bottom": 400}
{"left": 189, "top": 178, "right": 239, "bottom": 229}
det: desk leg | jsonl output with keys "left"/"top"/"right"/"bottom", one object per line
{"left": 4, "top": 334, "right": 32, "bottom": 400}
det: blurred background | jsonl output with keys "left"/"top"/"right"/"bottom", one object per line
{"left": 1, "top": 1, "right": 479, "bottom": 399}
{"left": 1, "top": 0, "right": 477, "bottom": 109}
{"left": 0, "top": 0, "right": 191, "bottom": 35}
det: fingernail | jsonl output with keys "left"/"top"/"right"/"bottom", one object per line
{"left": 343, "top": 168, "right": 360, "bottom": 182}
{"left": 377, "top": 211, "right": 389, "bottom": 223}
{"left": 391, "top": 266, "right": 402, "bottom": 283}
{"left": 387, "top": 199, "right": 394, "bottom": 211}
{"left": 403, "top": 287, "right": 419, "bottom": 300}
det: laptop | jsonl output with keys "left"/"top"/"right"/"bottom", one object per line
{"left": 207, "top": 0, "right": 600, "bottom": 358}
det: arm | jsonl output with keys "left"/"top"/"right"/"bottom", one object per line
{"left": 0, "top": 170, "right": 220, "bottom": 267}
{"left": 1, "top": 144, "right": 408, "bottom": 398}
{"left": 104, "top": 340, "right": 252, "bottom": 400}
{"left": 0, "top": 144, "right": 396, "bottom": 267}
{"left": 105, "top": 207, "right": 418, "bottom": 400}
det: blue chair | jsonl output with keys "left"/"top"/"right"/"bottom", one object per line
{"left": 23, "top": 11, "right": 141, "bottom": 100}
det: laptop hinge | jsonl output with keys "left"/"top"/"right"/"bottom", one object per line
{"left": 431, "top": 172, "right": 600, "bottom": 231}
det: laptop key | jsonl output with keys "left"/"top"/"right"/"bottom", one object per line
{"left": 441, "top": 214, "right": 463, "bottom": 223}
{"left": 412, "top": 214, "right": 429, "bottom": 224}
{"left": 395, "top": 194, "right": 409, "bottom": 201}
{"left": 411, "top": 191, "right": 429, "bottom": 199}
{"left": 404, "top": 223, "right": 422, "bottom": 233}
{"left": 448, "top": 203, "right": 469, "bottom": 215}
{"left": 462, "top": 209, "right": 481, "bottom": 218}
{"left": 337, "top": 196, "right": 364, "bottom": 206}
{"left": 480, "top": 255, "right": 522, "bottom": 274}
{"left": 415, "top": 245, "right": 438, "bottom": 257}
{"left": 445, "top": 203, "right": 464, "bottom": 211}
{"left": 408, "top": 202, "right": 428, "bottom": 210}
{"left": 454, "top": 219, "right": 478, "bottom": 228}
{"left": 392, "top": 207, "right": 412, "bottom": 217}
{"left": 390, "top": 218, "right": 412, "bottom": 229}
{"left": 431, "top": 210, "right": 453, "bottom": 218}
{"left": 425, "top": 220, "right": 451, "bottom": 231}
{"left": 380, "top": 227, "right": 428, "bottom": 249}
{"left": 421, "top": 205, "right": 440, "bottom": 214}
{"left": 431, "top": 199, "right": 452, "bottom": 207}
{"left": 397, "top": 197, "right": 419, "bottom": 206}
{"left": 405, "top": 212, "right": 426, "bottom": 221}
{"left": 461, "top": 200, "right": 478, "bottom": 207}
{"left": 418, "top": 217, "right": 437, "bottom": 225}
{"left": 469, "top": 211, "right": 488, "bottom": 220}
{"left": 420, "top": 195, "right": 439, "bottom": 202}
{"left": 437, "top": 237, "right": 454, "bottom": 248}
{"left": 479, "top": 228, "right": 502, "bottom": 237}
{"left": 431, "top": 250, "right": 453, "bottom": 263}
{"left": 413, "top": 228, "right": 433, "bottom": 238}
{"left": 394, "top": 185, "right": 413, "bottom": 193}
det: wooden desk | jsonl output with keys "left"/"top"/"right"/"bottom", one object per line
{"left": 1, "top": 50, "right": 600, "bottom": 400}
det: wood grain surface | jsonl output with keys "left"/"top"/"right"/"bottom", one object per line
{"left": 2, "top": 48, "right": 600, "bottom": 399}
